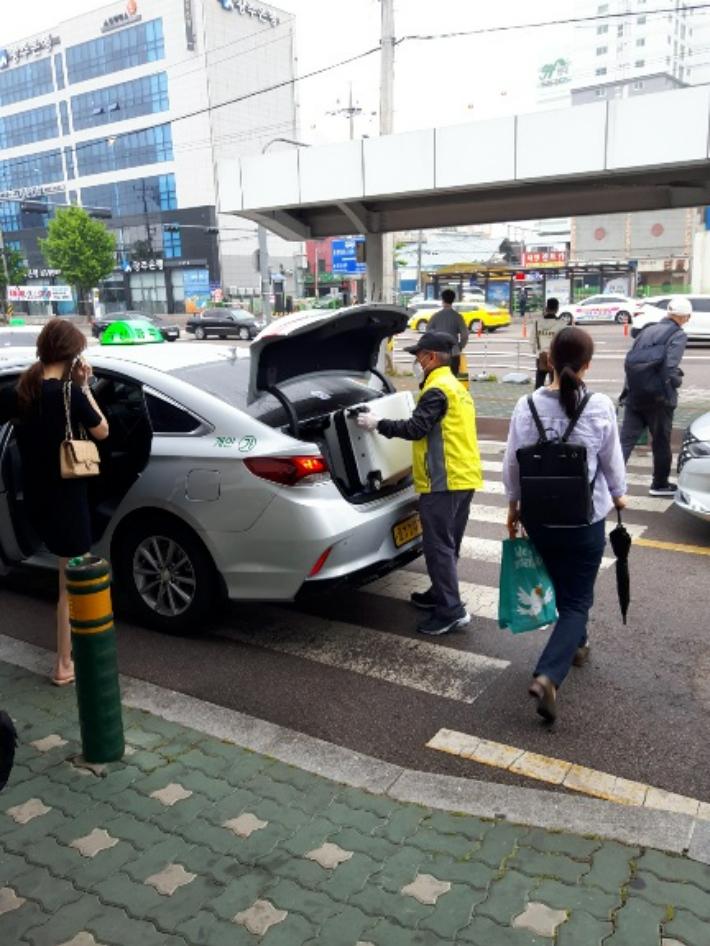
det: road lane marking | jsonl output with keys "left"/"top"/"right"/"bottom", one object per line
{"left": 467, "top": 504, "right": 648, "bottom": 539}
{"left": 426, "top": 729, "right": 710, "bottom": 820}
{"left": 634, "top": 538, "right": 710, "bottom": 556}
{"left": 471, "top": 483, "right": 668, "bottom": 515}
{"left": 366, "top": 571, "right": 499, "bottom": 620}
{"left": 482, "top": 458, "right": 653, "bottom": 486}
{"left": 213, "top": 615, "right": 509, "bottom": 705}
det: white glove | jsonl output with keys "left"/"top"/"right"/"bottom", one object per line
{"left": 356, "top": 412, "right": 380, "bottom": 431}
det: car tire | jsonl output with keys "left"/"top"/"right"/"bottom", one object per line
{"left": 113, "top": 515, "right": 217, "bottom": 634}
{"left": 468, "top": 319, "right": 483, "bottom": 334}
{"left": 166, "top": 336, "right": 177, "bottom": 342}
{"left": 616, "top": 310, "right": 630, "bottom": 324}
{"left": 561, "top": 313, "right": 574, "bottom": 325}
{"left": 238, "top": 326, "right": 250, "bottom": 340}
{"left": 194, "top": 327, "right": 206, "bottom": 340}
{"left": 416, "top": 320, "right": 428, "bottom": 333}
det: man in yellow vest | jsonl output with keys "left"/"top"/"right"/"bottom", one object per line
{"left": 357, "top": 331, "right": 483, "bottom": 635}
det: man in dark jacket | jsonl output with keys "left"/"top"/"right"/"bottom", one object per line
{"left": 620, "top": 296, "right": 691, "bottom": 496}
{"left": 428, "top": 290, "right": 469, "bottom": 376}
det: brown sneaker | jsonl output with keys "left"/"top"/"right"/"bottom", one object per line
{"left": 529, "top": 675, "right": 557, "bottom": 722}
{"left": 573, "top": 644, "right": 591, "bottom": 668}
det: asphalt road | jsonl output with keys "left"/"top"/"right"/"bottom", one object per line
{"left": 3, "top": 321, "right": 710, "bottom": 803}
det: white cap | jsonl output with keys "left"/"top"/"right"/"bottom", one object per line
{"left": 667, "top": 296, "right": 692, "bottom": 316}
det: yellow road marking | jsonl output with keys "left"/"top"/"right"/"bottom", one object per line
{"left": 426, "top": 729, "right": 710, "bottom": 820}
{"left": 634, "top": 538, "right": 710, "bottom": 556}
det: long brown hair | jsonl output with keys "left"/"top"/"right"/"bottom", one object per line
{"left": 549, "top": 326, "right": 594, "bottom": 419}
{"left": 16, "top": 319, "right": 87, "bottom": 416}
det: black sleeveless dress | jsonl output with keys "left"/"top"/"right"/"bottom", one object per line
{"left": 0, "top": 380, "right": 102, "bottom": 558}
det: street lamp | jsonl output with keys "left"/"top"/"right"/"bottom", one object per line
{"left": 258, "top": 137, "right": 310, "bottom": 321}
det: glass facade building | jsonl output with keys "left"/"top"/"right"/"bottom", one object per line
{"left": 81, "top": 173, "right": 177, "bottom": 217}
{"left": 0, "top": 59, "right": 54, "bottom": 108}
{"left": 71, "top": 73, "right": 169, "bottom": 131}
{"left": 0, "top": 104, "right": 59, "bottom": 151}
{"left": 76, "top": 125, "right": 173, "bottom": 177}
{"left": 65, "top": 20, "right": 165, "bottom": 85}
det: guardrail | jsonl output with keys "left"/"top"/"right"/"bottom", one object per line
{"left": 394, "top": 335, "right": 537, "bottom": 375}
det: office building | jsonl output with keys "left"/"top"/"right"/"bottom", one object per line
{"left": 0, "top": 0, "right": 298, "bottom": 313}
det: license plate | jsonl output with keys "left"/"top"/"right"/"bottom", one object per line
{"left": 393, "top": 513, "right": 422, "bottom": 548}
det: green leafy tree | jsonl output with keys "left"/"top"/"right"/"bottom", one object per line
{"left": 39, "top": 207, "right": 115, "bottom": 318}
{"left": 0, "top": 248, "right": 27, "bottom": 309}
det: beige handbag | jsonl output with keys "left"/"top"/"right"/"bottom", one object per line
{"left": 60, "top": 381, "right": 100, "bottom": 479}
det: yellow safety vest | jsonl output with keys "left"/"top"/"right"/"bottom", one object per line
{"left": 413, "top": 366, "right": 483, "bottom": 494}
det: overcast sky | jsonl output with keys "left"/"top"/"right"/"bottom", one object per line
{"left": 3, "top": 0, "right": 575, "bottom": 142}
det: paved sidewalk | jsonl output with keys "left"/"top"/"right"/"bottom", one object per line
{"left": 2, "top": 660, "right": 710, "bottom": 945}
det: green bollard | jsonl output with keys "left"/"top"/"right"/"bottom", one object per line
{"left": 66, "top": 556, "right": 124, "bottom": 764}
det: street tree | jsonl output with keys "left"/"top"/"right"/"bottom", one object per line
{"left": 0, "top": 248, "right": 27, "bottom": 311}
{"left": 39, "top": 207, "right": 115, "bottom": 318}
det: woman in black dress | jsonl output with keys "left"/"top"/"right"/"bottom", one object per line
{"left": 0, "top": 320, "right": 108, "bottom": 685}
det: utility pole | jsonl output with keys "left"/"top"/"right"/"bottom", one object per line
{"left": 0, "top": 227, "right": 8, "bottom": 319}
{"left": 416, "top": 229, "right": 423, "bottom": 296}
{"left": 366, "top": 0, "right": 396, "bottom": 303}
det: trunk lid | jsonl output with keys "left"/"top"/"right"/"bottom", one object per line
{"left": 247, "top": 304, "right": 408, "bottom": 404}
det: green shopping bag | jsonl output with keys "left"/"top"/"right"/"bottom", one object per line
{"left": 498, "top": 536, "right": 557, "bottom": 634}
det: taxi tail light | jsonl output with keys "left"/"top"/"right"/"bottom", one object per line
{"left": 308, "top": 546, "right": 333, "bottom": 577}
{"left": 244, "top": 455, "right": 330, "bottom": 486}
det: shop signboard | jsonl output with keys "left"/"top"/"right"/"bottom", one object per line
{"left": 332, "top": 238, "right": 366, "bottom": 274}
{"left": 7, "top": 285, "right": 73, "bottom": 302}
{"left": 522, "top": 251, "right": 566, "bottom": 268}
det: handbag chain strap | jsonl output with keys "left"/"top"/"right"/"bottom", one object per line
{"left": 63, "top": 381, "right": 88, "bottom": 442}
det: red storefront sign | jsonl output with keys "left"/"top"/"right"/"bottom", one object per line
{"left": 522, "top": 251, "right": 566, "bottom": 268}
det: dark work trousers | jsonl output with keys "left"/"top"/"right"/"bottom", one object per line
{"left": 535, "top": 369, "right": 550, "bottom": 390}
{"left": 419, "top": 489, "right": 474, "bottom": 619}
{"left": 522, "top": 518, "right": 606, "bottom": 689}
{"left": 620, "top": 403, "right": 675, "bottom": 488}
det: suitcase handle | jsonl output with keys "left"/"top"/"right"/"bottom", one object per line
{"left": 346, "top": 405, "right": 371, "bottom": 419}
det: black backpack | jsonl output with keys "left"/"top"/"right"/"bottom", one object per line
{"left": 624, "top": 321, "right": 680, "bottom": 408}
{"left": 517, "top": 392, "right": 596, "bottom": 527}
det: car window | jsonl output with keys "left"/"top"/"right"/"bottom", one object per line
{"left": 144, "top": 391, "right": 206, "bottom": 435}
{"left": 581, "top": 296, "right": 602, "bottom": 306}
{"left": 0, "top": 332, "right": 39, "bottom": 347}
{"left": 690, "top": 297, "right": 710, "bottom": 312}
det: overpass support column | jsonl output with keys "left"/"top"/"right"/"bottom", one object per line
{"left": 365, "top": 233, "right": 395, "bottom": 302}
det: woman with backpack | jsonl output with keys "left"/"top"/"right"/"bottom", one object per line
{"left": 502, "top": 327, "right": 627, "bottom": 722}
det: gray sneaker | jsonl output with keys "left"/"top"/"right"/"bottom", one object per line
{"left": 417, "top": 610, "right": 471, "bottom": 636}
{"left": 649, "top": 483, "right": 677, "bottom": 497}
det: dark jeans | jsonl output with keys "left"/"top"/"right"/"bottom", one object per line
{"left": 535, "top": 369, "right": 550, "bottom": 390}
{"left": 420, "top": 489, "right": 474, "bottom": 619}
{"left": 522, "top": 518, "right": 606, "bottom": 689}
{"left": 620, "top": 403, "right": 674, "bottom": 488}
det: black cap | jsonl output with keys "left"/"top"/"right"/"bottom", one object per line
{"left": 404, "top": 331, "right": 458, "bottom": 355}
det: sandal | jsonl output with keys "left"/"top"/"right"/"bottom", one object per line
{"left": 51, "top": 673, "right": 75, "bottom": 687}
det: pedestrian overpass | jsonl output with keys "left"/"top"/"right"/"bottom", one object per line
{"left": 217, "top": 85, "right": 710, "bottom": 292}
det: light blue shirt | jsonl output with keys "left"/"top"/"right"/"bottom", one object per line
{"left": 503, "top": 388, "right": 627, "bottom": 523}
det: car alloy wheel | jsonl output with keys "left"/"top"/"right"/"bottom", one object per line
{"left": 238, "top": 326, "right": 251, "bottom": 340}
{"left": 416, "top": 320, "right": 428, "bottom": 333}
{"left": 115, "top": 517, "right": 216, "bottom": 632}
{"left": 469, "top": 319, "right": 483, "bottom": 334}
{"left": 561, "top": 313, "right": 573, "bottom": 325}
{"left": 133, "top": 534, "right": 196, "bottom": 618}
{"left": 195, "top": 326, "right": 206, "bottom": 340}
{"left": 616, "top": 311, "right": 630, "bottom": 324}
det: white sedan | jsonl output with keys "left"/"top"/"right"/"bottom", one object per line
{"left": 631, "top": 295, "right": 710, "bottom": 341}
{"left": 676, "top": 412, "right": 710, "bottom": 522}
{"left": 557, "top": 294, "right": 643, "bottom": 325}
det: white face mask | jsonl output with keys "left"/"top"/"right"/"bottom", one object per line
{"left": 412, "top": 359, "right": 426, "bottom": 384}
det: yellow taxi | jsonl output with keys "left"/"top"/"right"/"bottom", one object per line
{"left": 407, "top": 301, "right": 511, "bottom": 334}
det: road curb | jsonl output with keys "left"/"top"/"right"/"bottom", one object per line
{"left": 1, "top": 633, "right": 707, "bottom": 864}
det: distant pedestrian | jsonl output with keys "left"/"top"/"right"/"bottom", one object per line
{"left": 428, "top": 289, "right": 469, "bottom": 377}
{"left": 518, "top": 287, "right": 529, "bottom": 319}
{"left": 357, "top": 331, "right": 483, "bottom": 636}
{"left": 534, "top": 297, "right": 565, "bottom": 389}
{"left": 504, "top": 327, "right": 627, "bottom": 722}
{"left": 619, "top": 296, "right": 691, "bottom": 497}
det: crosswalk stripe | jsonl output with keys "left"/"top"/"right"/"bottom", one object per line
{"left": 213, "top": 612, "right": 509, "bottom": 705}
{"left": 481, "top": 458, "right": 652, "bottom": 486}
{"left": 366, "top": 571, "right": 500, "bottom": 620}
{"left": 473, "top": 481, "right": 672, "bottom": 515}
{"left": 468, "top": 503, "right": 648, "bottom": 539}
{"left": 478, "top": 441, "right": 655, "bottom": 471}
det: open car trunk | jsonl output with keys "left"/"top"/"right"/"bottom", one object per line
{"left": 247, "top": 304, "right": 415, "bottom": 502}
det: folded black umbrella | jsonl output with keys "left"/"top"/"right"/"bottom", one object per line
{"left": 609, "top": 508, "right": 632, "bottom": 625}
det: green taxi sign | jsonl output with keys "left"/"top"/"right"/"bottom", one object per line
{"left": 100, "top": 319, "right": 164, "bottom": 345}
{"left": 8, "top": 317, "right": 26, "bottom": 326}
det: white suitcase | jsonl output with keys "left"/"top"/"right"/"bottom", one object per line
{"left": 325, "top": 391, "right": 415, "bottom": 493}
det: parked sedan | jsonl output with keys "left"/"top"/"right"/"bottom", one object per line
{"left": 186, "top": 309, "right": 264, "bottom": 340}
{"left": 631, "top": 295, "right": 710, "bottom": 340}
{"left": 92, "top": 311, "right": 180, "bottom": 342}
{"left": 676, "top": 412, "right": 710, "bottom": 522}
{"left": 0, "top": 305, "right": 422, "bottom": 634}
{"left": 407, "top": 302, "right": 510, "bottom": 333}
{"left": 556, "top": 294, "right": 642, "bottom": 325}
